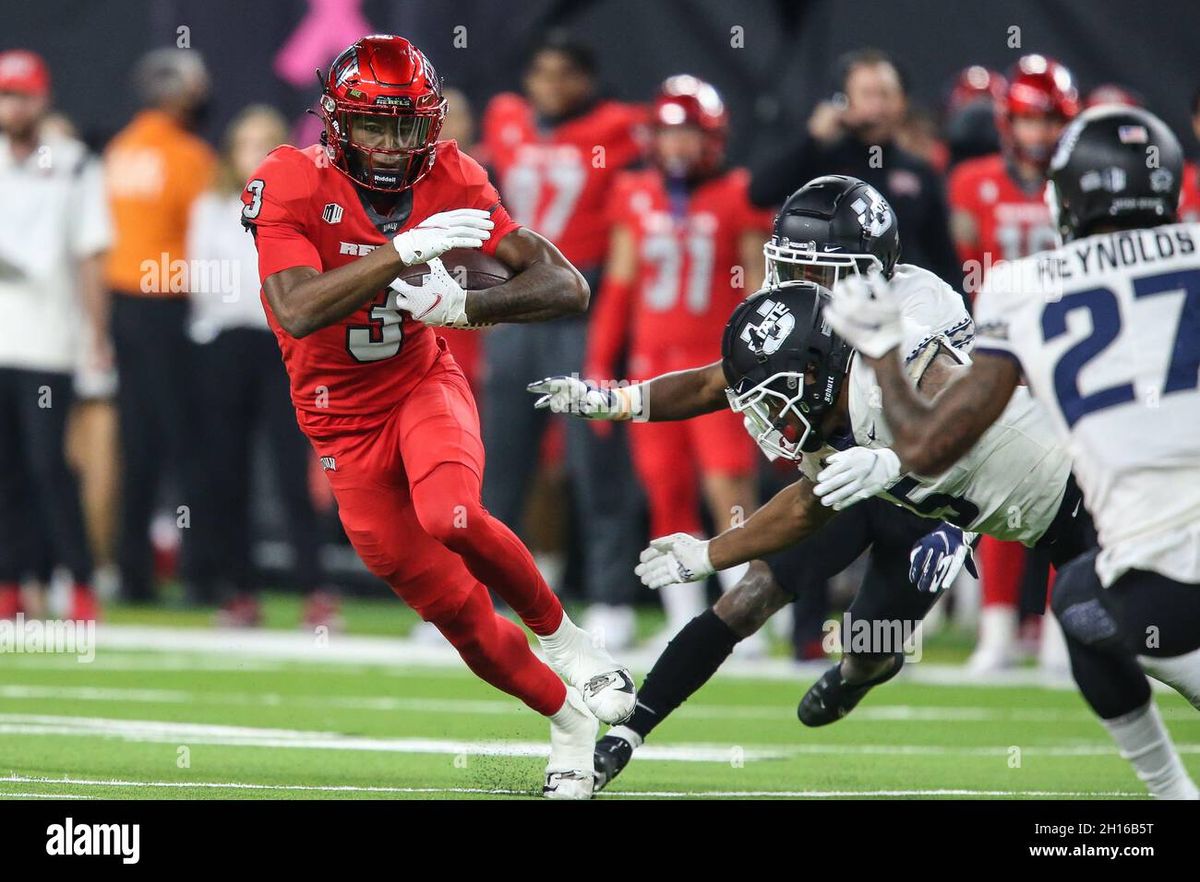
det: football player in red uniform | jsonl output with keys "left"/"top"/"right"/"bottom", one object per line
{"left": 241, "top": 35, "right": 635, "bottom": 799}
{"left": 947, "top": 54, "right": 1079, "bottom": 673}
{"left": 582, "top": 76, "right": 771, "bottom": 639}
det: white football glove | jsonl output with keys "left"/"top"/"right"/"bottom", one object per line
{"left": 635, "top": 533, "right": 714, "bottom": 590}
{"left": 827, "top": 270, "right": 905, "bottom": 359}
{"left": 390, "top": 257, "right": 480, "bottom": 328}
{"left": 813, "top": 446, "right": 901, "bottom": 510}
{"left": 526, "top": 375, "right": 644, "bottom": 420}
{"left": 391, "top": 208, "right": 494, "bottom": 266}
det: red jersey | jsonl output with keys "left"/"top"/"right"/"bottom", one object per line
{"left": 948, "top": 153, "right": 1059, "bottom": 271}
{"left": 588, "top": 167, "right": 774, "bottom": 379}
{"left": 482, "top": 94, "right": 644, "bottom": 269}
{"left": 1180, "top": 160, "right": 1200, "bottom": 224}
{"left": 242, "top": 141, "right": 519, "bottom": 424}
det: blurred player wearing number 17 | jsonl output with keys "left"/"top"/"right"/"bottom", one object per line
{"left": 240, "top": 35, "right": 635, "bottom": 799}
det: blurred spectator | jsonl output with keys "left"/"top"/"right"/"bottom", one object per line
{"left": 480, "top": 33, "right": 646, "bottom": 621}
{"left": 585, "top": 76, "right": 769, "bottom": 647}
{"left": 896, "top": 105, "right": 949, "bottom": 173}
{"left": 946, "top": 55, "right": 1080, "bottom": 674}
{"left": 1084, "top": 83, "right": 1143, "bottom": 109}
{"left": 187, "top": 104, "right": 337, "bottom": 628}
{"left": 41, "top": 110, "right": 123, "bottom": 603}
{"left": 104, "top": 48, "right": 216, "bottom": 603}
{"left": 942, "top": 66, "right": 1005, "bottom": 169}
{"left": 1180, "top": 88, "right": 1200, "bottom": 222}
{"left": 750, "top": 48, "right": 960, "bottom": 286}
{"left": 0, "top": 50, "right": 109, "bottom": 621}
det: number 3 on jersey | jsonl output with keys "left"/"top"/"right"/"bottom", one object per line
{"left": 1043, "top": 267, "right": 1200, "bottom": 426}
{"left": 347, "top": 288, "right": 405, "bottom": 362}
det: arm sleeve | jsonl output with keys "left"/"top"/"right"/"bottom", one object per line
{"left": 585, "top": 272, "right": 635, "bottom": 380}
{"left": 584, "top": 181, "right": 637, "bottom": 378}
{"left": 241, "top": 148, "right": 323, "bottom": 280}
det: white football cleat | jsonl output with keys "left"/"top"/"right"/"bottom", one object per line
{"left": 543, "top": 686, "right": 598, "bottom": 800}
{"left": 537, "top": 615, "right": 637, "bottom": 725}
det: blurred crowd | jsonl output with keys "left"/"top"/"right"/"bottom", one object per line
{"left": 1, "top": 35, "right": 1199, "bottom": 666}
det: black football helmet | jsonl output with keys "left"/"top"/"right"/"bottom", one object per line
{"left": 722, "top": 282, "right": 853, "bottom": 461}
{"left": 764, "top": 175, "right": 901, "bottom": 290}
{"left": 1047, "top": 105, "right": 1183, "bottom": 243}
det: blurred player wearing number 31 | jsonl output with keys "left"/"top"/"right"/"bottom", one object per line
{"left": 240, "top": 34, "right": 635, "bottom": 799}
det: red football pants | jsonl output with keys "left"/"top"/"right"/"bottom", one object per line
{"left": 301, "top": 352, "right": 565, "bottom": 715}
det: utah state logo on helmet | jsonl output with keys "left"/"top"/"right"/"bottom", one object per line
{"left": 764, "top": 175, "right": 901, "bottom": 291}
{"left": 722, "top": 282, "right": 853, "bottom": 461}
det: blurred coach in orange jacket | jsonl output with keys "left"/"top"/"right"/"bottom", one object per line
{"left": 104, "top": 48, "right": 215, "bottom": 604}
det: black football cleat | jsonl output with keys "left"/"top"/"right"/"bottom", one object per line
{"left": 798, "top": 652, "right": 905, "bottom": 727}
{"left": 593, "top": 734, "right": 636, "bottom": 792}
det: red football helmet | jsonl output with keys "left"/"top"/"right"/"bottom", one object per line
{"left": 650, "top": 75, "right": 727, "bottom": 179}
{"left": 997, "top": 54, "right": 1080, "bottom": 167}
{"left": 946, "top": 66, "right": 1006, "bottom": 115}
{"left": 1085, "top": 83, "right": 1143, "bottom": 109}
{"left": 318, "top": 35, "right": 447, "bottom": 191}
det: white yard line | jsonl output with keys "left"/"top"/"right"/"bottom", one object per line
{"left": 0, "top": 775, "right": 1140, "bottom": 799}
{"left": 3, "top": 683, "right": 1196, "bottom": 722}
{"left": 58, "top": 623, "right": 1086, "bottom": 688}
{"left": 0, "top": 713, "right": 1184, "bottom": 758}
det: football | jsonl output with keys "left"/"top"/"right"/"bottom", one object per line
{"left": 394, "top": 247, "right": 513, "bottom": 290}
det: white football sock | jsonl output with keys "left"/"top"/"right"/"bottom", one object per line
{"left": 607, "top": 724, "right": 643, "bottom": 750}
{"left": 1101, "top": 700, "right": 1199, "bottom": 800}
{"left": 1139, "top": 647, "right": 1200, "bottom": 709}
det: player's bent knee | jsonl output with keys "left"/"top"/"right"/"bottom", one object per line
{"left": 714, "top": 560, "right": 789, "bottom": 637}
{"left": 1050, "top": 552, "right": 1127, "bottom": 653}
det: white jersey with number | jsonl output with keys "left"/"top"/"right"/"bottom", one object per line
{"left": 797, "top": 264, "right": 976, "bottom": 482}
{"left": 974, "top": 222, "right": 1200, "bottom": 587}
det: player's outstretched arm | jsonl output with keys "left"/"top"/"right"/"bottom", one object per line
{"left": 709, "top": 477, "right": 834, "bottom": 568}
{"left": 465, "top": 228, "right": 590, "bottom": 324}
{"left": 868, "top": 349, "right": 1020, "bottom": 475}
{"left": 636, "top": 477, "right": 834, "bottom": 589}
{"left": 527, "top": 360, "right": 729, "bottom": 423}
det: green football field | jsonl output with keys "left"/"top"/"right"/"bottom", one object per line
{"left": 1, "top": 595, "right": 1197, "bottom": 800}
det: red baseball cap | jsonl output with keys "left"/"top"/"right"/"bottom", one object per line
{"left": 0, "top": 50, "right": 50, "bottom": 97}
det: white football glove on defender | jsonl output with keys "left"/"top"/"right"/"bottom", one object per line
{"left": 826, "top": 270, "right": 905, "bottom": 359}
{"left": 390, "top": 257, "right": 480, "bottom": 328}
{"left": 635, "top": 533, "right": 714, "bottom": 590}
{"left": 813, "top": 446, "right": 902, "bottom": 510}
{"left": 390, "top": 207, "right": 494, "bottom": 266}
{"left": 526, "top": 376, "right": 644, "bottom": 421}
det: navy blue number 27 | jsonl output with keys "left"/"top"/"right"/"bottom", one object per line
{"left": 1041, "top": 268, "right": 1200, "bottom": 427}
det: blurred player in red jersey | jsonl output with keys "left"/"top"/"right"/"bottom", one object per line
{"left": 947, "top": 54, "right": 1079, "bottom": 673}
{"left": 480, "top": 35, "right": 647, "bottom": 647}
{"left": 583, "top": 76, "right": 771, "bottom": 641}
{"left": 1181, "top": 89, "right": 1200, "bottom": 223}
{"left": 241, "top": 35, "right": 635, "bottom": 799}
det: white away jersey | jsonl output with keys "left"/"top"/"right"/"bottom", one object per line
{"left": 975, "top": 222, "right": 1200, "bottom": 586}
{"left": 798, "top": 264, "right": 978, "bottom": 482}
{"left": 837, "top": 264, "right": 1071, "bottom": 542}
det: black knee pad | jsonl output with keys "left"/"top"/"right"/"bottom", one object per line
{"left": 1050, "top": 551, "right": 1124, "bottom": 652}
